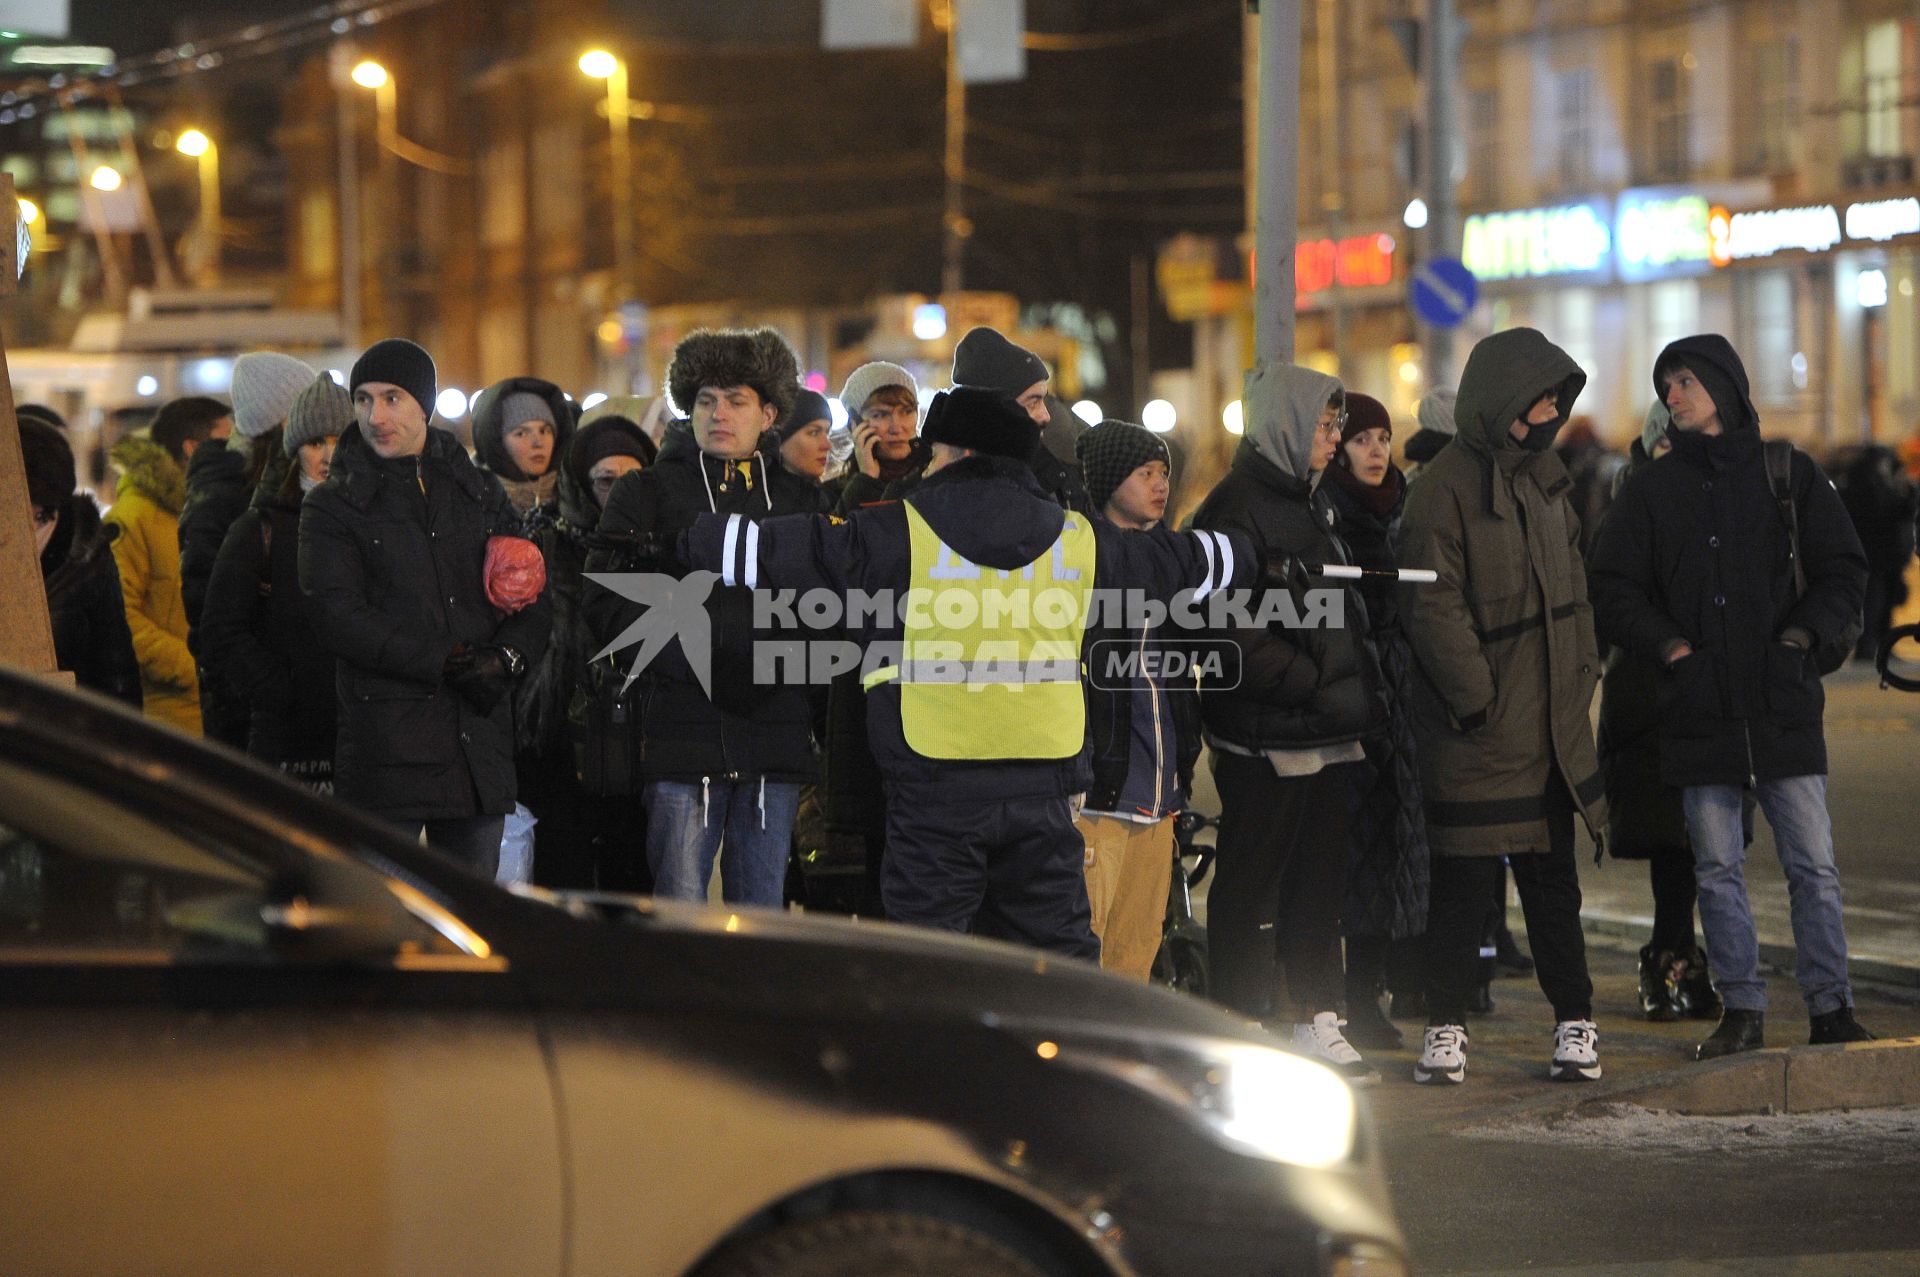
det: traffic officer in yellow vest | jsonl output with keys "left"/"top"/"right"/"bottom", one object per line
{"left": 680, "top": 387, "right": 1259, "bottom": 958}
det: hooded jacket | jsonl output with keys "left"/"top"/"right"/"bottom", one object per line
{"left": 299, "top": 424, "right": 553, "bottom": 821}
{"left": 1589, "top": 334, "right": 1867, "bottom": 787}
{"left": 1191, "top": 364, "right": 1382, "bottom": 751}
{"left": 178, "top": 435, "right": 251, "bottom": 632}
{"left": 1397, "top": 328, "right": 1608, "bottom": 857}
{"left": 198, "top": 455, "right": 337, "bottom": 775}
{"left": 41, "top": 493, "right": 141, "bottom": 707}
{"left": 683, "top": 453, "right": 1256, "bottom": 803}
{"left": 104, "top": 434, "right": 201, "bottom": 735}
{"left": 471, "top": 376, "right": 582, "bottom": 762}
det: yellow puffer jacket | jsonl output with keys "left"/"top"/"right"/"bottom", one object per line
{"left": 103, "top": 435, "right": 201, "bottom": 736}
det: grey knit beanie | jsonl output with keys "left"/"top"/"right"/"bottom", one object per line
{"left": 1417, "top": 387, "right": 1459, "bottom": 438}
{"left": 232, "top": 351, "right": 318, "bottom": 438}
{"left": 1641, "top": 400, "right": 1672, "bottom": 458}
{"left": 839, "top": 361, "right": 918, "bottom": 417}
{"left": 285, "top": 372, "right": 354, "bottom": 452}
{"left": 499, "top": 391, "right": 557, "bottom": 431}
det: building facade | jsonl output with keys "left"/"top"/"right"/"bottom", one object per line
{"left": 1304, "top": 0, "right": 1920, "bottom": 448}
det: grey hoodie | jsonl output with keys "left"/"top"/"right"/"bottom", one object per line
{"left": 1244, "top": 362, "right": 1344, "bottom": 481}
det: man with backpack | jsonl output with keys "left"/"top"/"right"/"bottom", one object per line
{"left": 1589, "top": 334, "right": 1873, "bottom": 1059}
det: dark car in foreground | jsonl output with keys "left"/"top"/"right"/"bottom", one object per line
{"left": 0, "top": 669, "right": 1406, "bottom": 1277}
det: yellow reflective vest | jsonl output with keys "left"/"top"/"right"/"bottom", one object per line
{"left": 866, "top": 503, "right": 1097, "bottom": 760}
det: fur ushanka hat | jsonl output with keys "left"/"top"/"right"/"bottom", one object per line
{"left": 665, "top": 327, "right": 800, "bottom": 423}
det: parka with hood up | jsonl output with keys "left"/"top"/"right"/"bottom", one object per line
{"left": 470, "top": 377, "right": 580, "bottom": 762}
{"left": 103, "top": 434, "right": 202, "bottom": 734}
{"left": 1397, "top": 328, "right": 1608, "bottom": 857}
{"left": 1190, "top": 365, "right": 1382, "bottom": 751}
{"left": 1588, "top": 335, "right": 1866, "bottom": 788}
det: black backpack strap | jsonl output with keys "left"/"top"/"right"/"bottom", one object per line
{"left": 1764, "top": 439, "right": 1806, "bottom": 598}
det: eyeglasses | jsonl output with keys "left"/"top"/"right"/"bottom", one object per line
{"left": 1315, "top": 410, "right": 1348, "bottom": 437}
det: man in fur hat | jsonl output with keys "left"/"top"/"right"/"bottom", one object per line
{"left": 584, "top": 327, "right": 817, "bottom": 908}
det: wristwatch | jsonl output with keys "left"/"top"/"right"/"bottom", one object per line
{"left": 499, "top": 645, "right": 527, "bottom": 678}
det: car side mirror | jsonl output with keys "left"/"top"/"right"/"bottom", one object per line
{"left": 258, "top": 856, "right": 431, "bottom": 965}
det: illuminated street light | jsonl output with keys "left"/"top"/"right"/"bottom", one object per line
{"left": 435, "top": 387, "right": 468, "bottom": 420}
{"left": 176, "top": 128, "right": 221, "bottom": 283}
{"left": 16, "top": 197, "right": 38, "bottom": 225}
{"left": 1142, "top": 399, "right": 1177, "bottom": 433}
{"left": 578, "top": 49, "right": 619, "bottom": 80}
{"left": 1403, "top": 197, "right": 1429, "bottom": 230}
{"left": 89, "top": 166, "right": 122, "bottom": 192}
{"left": 1071, "top": 399, "right": 1102, "bottom": 426}
{"left": 1223, "top": 399, "right": 1245, "bottom": 435}
{"left": 351, "top": 59, "right": 388, "bottom": 89}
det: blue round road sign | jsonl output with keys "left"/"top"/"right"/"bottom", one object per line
{"left": 1410, "top": 257, "right": 1479, "bottom": 328}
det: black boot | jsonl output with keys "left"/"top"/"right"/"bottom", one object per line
{"left": 1694, "top": 1009, "right": 1765, "bottom": 1061}
{"left": 1809, "top": 1005, "right": 1876, "bottom": 1045}
{"left": 1638, "top": 945, "right": 1682, "bottom": 1022}
{"left": 1674, "top": 947, "right": 1721, "bottom": 1020}
{"left": 1342, "top": 938, "right": 1405, "bottom": 1051}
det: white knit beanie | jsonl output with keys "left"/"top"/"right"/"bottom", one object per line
{"left": 839, "top": 361, "right": 919, "bottom": 418}
{"left": 232, "top": 351, "right": 318, "bottom": 438}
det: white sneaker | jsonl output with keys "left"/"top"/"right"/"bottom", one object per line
{"left": 1291, "top": 1011, "right": 1381, "bottom": 1086}
{"left": 1414, "top": 1024, "right": 1469, "bottom": 1085}
{"left": 1550, "top": 1019, "right": 1602, "bottom": 1081}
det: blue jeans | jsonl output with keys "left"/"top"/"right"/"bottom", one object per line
{"left": 1682, "top": 776, "right": 1852, "bottom": 1015}
{"left": 644, "top": 778, "right": 800, "bottom": 908}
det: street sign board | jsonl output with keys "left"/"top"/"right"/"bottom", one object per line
{"left": 1410, "top": 257, "right": 1478, "bottom": 328}
{"left": 821, "top": 0, "right": 918, "bottom": 50}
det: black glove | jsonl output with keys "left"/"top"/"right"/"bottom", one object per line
{"left": 444, "top": 643, "right": 513, "bottom": 716}
{"left": 1260, "top": 549, "right": 1313, "bottom": 594}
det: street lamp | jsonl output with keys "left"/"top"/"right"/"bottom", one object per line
{"left": 175, "top": 128, "right": 220, "bottom": 284}
{"left": 578, "top": 49, "right": 633, "bottom": 304}
{"left": 89, "top": 166, "right": 122, "bottom": 192}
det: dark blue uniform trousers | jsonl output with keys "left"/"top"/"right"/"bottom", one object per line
{"left": 881, "top": 780, "right": 1101, "bottom": 960}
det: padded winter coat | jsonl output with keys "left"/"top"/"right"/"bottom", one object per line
{"left": 42, "top": 494, "right": 141, "bottom": 707}
{"left": 1397, "top": 328, "right": 1608, "bottom": 857}
{"left": 299, "top": 425, "right": 552, "bottom": 822}
{"left": 104, "top": 435, "right": 201, "bottom": 735}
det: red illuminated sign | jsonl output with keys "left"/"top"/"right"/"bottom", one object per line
{"left": 1294, "top": 233, "right": 1397, "bottom": 295}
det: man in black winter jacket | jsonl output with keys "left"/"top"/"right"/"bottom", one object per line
{"left": 1192, "top": 364, "right": 1383, "bottom": 1085}
{"left": 1590, "top": 334, "right": 1873, "bottom": 1059}
{"left": 300, "top": 339, "right": 551, "bottom": 876}
{"left": 583, "top": 327, "right": 817, "bottom": 909}
{"left": 682, "top": 388, "right": 1256, "bottom": 959}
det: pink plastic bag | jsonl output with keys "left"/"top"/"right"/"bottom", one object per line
{"left": 485, "top": 536, "right": 546, "bottom": 614}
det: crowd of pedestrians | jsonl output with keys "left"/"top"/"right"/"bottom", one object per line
{"left": 20, "top": 317, "right": 1910, "bottom": 1085}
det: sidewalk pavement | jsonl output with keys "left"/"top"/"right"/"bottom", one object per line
{"left": 1355, "top": 930, "right": 1920, "bottom": 1125}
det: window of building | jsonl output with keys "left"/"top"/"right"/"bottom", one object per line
{"left": 1644, "top": 54, "right": 1692, "bottom": 182}
{"left": 1842, "top": 20, "right": 1910, "bottom": 162}
{"left": 1746, "top": 39, "right": 1802, "bottom": 173}
{"left": 1556, "top": 68, "right": 1594, "bottom": 191}
{"left": 1739, "top": 270, "right": 1798, "bottom": 405}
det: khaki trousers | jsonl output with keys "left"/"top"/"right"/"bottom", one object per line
{"left": 1077, "top": 812, "right": 1174, "bottom": 980}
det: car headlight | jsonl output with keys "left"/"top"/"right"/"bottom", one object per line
{"left": 1041, "top": 1032, "right": 1357, "bottom": 1169}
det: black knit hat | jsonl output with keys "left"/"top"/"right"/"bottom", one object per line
{"left": 349, "top": 338, "right": 437, "bottom": 419}
{"left": 567, "top": 415, "right": 657, "bottom": 494}
{"left": 952, "top": 327, "right": 1049, "bottom": 396}
{"left": 19, "top": 417, "right": 75, "bottom": 511}
{"left": 921, "top": 386, "right": 1040, "bottom": 462}
{"left": 1075, "top": 420, "right": 1170, "bottom": 511}
{"left": 1339, "top": 392, "right": 1393, "bottom": 447}
{"left": 777, "top": 388, "right": 833, "bottom": 442}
